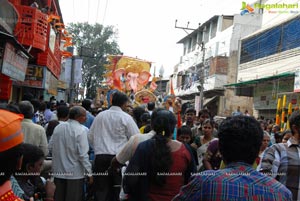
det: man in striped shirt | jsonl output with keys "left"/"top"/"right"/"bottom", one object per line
{"left": 260, "top": 110, "right": 300, "bottom": 201}
{"left": 173, "top": 116, "right": 292, "bottom": 200}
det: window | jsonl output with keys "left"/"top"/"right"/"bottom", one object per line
{"left": 240, "top": 16, "right": 300, "bottom": 64}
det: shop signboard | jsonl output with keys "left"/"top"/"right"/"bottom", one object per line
{"left": 45, "top": 69, "right": 58, "bottom": 95}
{"left": 254, "top": 81, "right": 294, "bottom": 109}
{"left": 13, "top": 65, "right": 44, "bottom": 88}
{"left": 1, "top": 42, "right": 28, "bottom": 81}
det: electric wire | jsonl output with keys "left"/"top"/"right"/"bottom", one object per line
{"left": 88, "top": 0, "right": 90, "bottom": 23}
{"left": 72, "top": 0, "right": 75, "bottom": 23}
{"left": 95, "top": 0, "right": 101, "bottom": 24}
{"left": 102, "top": 0, "right": 109, "bottom": 25}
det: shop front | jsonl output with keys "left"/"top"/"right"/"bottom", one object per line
{"left": 0, "top": 39, "right": 30, "bottom": 102}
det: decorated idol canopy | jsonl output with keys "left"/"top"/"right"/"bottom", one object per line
{"left": 104, "top": 55, "right": 158, "bottom": 104}
{"left": 105, "top": 55, "right": 157, "bottom": 92}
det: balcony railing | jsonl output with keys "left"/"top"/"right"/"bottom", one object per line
{"left": 37, "top": 39, "right": 62, "bottom": 78}
{"left": 14, "top": 5, "right": 48, "bottom": 51}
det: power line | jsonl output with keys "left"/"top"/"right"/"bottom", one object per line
{"left": 88, "top": 0, "right": 90, "bottom": 23}
{"left": 96, "top": 0, "right": 101, "bottom": 24}
{"left": 102, "top": 0, "right": 109, "bottom": 25}
{"left": 72, "top": 0, "right": 75, "bottom": 22}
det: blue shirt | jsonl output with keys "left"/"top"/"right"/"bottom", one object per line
{"left": 173, "top": 162, "right": 292, "bottom": 201}
{"left": 83, "top": 111, "right": 94, "bottom": 129}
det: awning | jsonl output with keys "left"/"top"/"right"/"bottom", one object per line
{"left": 203, "top": 96, "right": 217, "bottom": 107}
{"left": 177, "top": 92, "right": 199, "bottom": 101}
{"left": 225, "top": 72, "right": 295, "bottom": 87}
{"left": 0, "top": 31, "right": 33, "bottom": 58}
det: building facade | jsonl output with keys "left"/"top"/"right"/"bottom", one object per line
{"left": 232, "top": 1, "right": 300, "bottom": 119}
{"left": 0, "top": 0, "right": 69, "bottom": 103}
{"left": 173, "top": 14, "right": 262, "bottom": 116}
{"left": 0, "top": 0, "right": 31, "bottom": 101}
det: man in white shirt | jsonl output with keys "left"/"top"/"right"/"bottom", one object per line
{"left": 49, "top": 106, "right": 92, "bottom": 201}
{"left": 88, "top": 91, "right": 139, "bottom": 201}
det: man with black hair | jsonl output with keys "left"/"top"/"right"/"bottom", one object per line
{"left": 260, "top": 110, "right": 300, "bottom": 200}
{"left": 44, "top": 102, "right": 54, "bottom": 122}
{"left": 183, "top": 108, "right": 197, "bottom": 128}
{"left": 44, "top": 105, "right": 69, "bottom": 140}
{"left": 182, "top": 108, "right": 199, "bottom": 140}
{"left": 139, "top": 112, "right": 151, "bottom": 134}
{"left": 146, "top": 102, "right": 155, "bottom": 116}
{"left": 19, "top": 101, "right": 48, "bottom": 156}
{"left": 232, "top": 106, "right": 243, "bottom": 116}
{"left": 81, "top": 99, "right": 95, "bottom": 128}
{"left": 173, "top": 116, "right": 292, "bottom": 200}
{"left": 88, "top": 91, "right": 139, "bottom": 201}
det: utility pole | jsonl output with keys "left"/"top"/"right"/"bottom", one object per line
{"left": 175, "top": 20, "right": 205, "bottom": 109}
{"left": 199, "top": 43, "right": 205, "bottom": 110}
{"left": 175, "top": 20, "right": 200, "bottom": 33}
{"left": 67, "top": 47, "right": 75, "bottom": 104}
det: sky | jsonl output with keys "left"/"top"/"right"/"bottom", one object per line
{"left": 59, "top": 0, "right": 242, "bottom": 77}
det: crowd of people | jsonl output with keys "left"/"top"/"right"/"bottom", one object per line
{"left": 0, "top": 91, "right": 298, "bottom": 200}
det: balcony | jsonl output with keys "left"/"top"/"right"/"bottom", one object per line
{"left": 13, "top": 5, "right": 48, "bottom": 51}
{"left": 37, "top": 39, "right": 62, "bottom": 78}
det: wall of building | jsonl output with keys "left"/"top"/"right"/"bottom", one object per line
{"left": 230, "top": 14, "right": 263, "bottom": 52}
{"left": 239, "top": 52, "right": 300, "bottom": 82}
{"left": 220, "top": 16, "right": 234, "bottom": 31}
{"left": 219, "top": 14, "right": 263, "bottom": 116}
{"left": 175, "top": 14, "right": 263, "bottom": 116}
{"left": 204, "top": 17, "right": 233, "bottom": 59}
{"left": 238, "top": 14, "right": 300, "bottom": 82}
{"left": 204, "top": 74, "right": 227, "bottom": 91}
{"left": 209, "top": 56, "right": 228, "bottom": 75}
{"left": 223, "top": 50, "right": 254, "bottom": 116}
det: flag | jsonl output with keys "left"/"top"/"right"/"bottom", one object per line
{"left": 177, "top": 112, "right": 182, "bottom": 128}
{"left": 170, "top": 78, "right": 175, "bottom": 95}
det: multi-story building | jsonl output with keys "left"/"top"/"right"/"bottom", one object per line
{"left": 174, "top": 14, "right": 262, "bottom": 116}
{"left": 0, "top": 0, "right": 32, "bottom": 101}
{"left": 228, "top": 0, "right": 300, "bottom": 119}
{"left": 0, "top": 0, "right": 68, "bottom": 102}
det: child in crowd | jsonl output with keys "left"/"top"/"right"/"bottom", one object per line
{"left": 177, "top": 125, "right": 199, "bottom": 166}
{"left": 177, "top": 125, "right": 192, "bottom": 144}
{"left": 15, "top": 144, "right": 53, "bottom": 201}
{"left": 282, "top": 129, "right": 292, "bottom": 143}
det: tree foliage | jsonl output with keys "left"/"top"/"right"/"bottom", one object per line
{"left": 67, "top": 22, "right": 121, "bottom": 99}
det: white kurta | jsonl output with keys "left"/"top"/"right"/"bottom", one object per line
{"left": 88, "top": 106, "right": 140, "bottom": 156}
{"left": 49, "top": 120, "right": 92, "bottom": 179}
